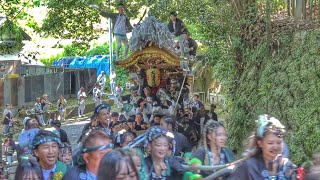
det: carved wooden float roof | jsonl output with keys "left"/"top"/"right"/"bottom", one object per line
{"left": 115, "top": 45, "right": 181, "bottom": 69}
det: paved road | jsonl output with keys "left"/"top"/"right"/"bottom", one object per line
{"left": 61, "top": 119, "right": 90, "bottom": 150}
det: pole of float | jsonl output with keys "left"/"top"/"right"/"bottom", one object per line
{"left": 108, "top": 0, "right": 113, "bottom": 73}
{"left": 109, "top": 18, "right": 113, "bottom": 73}
{"left": 173, "top": 72, "right": 187, "bottom": 114}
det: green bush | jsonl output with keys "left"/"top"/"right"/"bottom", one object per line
{"left": 40, "top": 53, "right": 64, "bottom": 66}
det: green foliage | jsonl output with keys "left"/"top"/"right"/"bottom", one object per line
{"left": 225, "top": 30, "right": 320, "bottom": 163}
{"left": 40, "top": 42, "right": 89, "bottom": 65}
{"left": 0, "top": 21, "right": 24, "bottom": 50}
{"left": 40, "top": 0, "right": 101, "bottom": 42}
{"left": 63, "top": 43, "right": 89, "bottom": 56}
{"left": 40, "top": 53, "right": 64, "bottom": 66}
{"left": 104, "top": 67, "right": 130, "bottom": 93}
{"left": 83, "top": 43, "right": 109, "bottom": 56}
{"left": 0, "top": 0, "right": 36, "bottom": 52}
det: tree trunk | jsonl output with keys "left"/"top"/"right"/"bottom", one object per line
{"left": 292, "top": 0, "right": 296, "bottom": 17}
{"left": 302, "top": 0, "right": 307, "bottom": 19}
{"left": 295, "top": 0, "right": 303, "bottom": 19}
{"left": 287, "top": 0, "right": 291, "bottom": 16}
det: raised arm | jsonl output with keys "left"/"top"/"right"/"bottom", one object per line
{"left": 99, "top": 11, "right": 118, "bottom": 19}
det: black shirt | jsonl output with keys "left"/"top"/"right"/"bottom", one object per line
{"left": 135, "top": 122, "right": 147, "bottom": 131}
{"left": 59, "top": 128, "right": 70, "bottom": 143}
{"left": 144, "top": 156, "right": 186, "bottom": 180}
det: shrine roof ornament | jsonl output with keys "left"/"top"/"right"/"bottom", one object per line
{"left": 129, "top": 16, "right": 175, "bottom": 52}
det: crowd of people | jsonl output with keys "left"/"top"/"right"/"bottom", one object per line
{"left": 2, "top": 69, "right": 309, "bottom": 180}
{"left": 5, "top": 101, "right": 308, "bottom": 180}
{"left": 3, "top": 67, "right": 309, "bottom": 180}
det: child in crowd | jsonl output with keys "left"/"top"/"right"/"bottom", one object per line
{"left": 47, "top": 112, "right": 58, "bottom": 127}
{"left": 3, "top": 133, "right": 16, "bottom": 166}
{"left": 59, "top": 142, "right": 73, "bottom": 166}
{"left": 114, "top": 130, "right": 135, "bottom": 148}
{"left": 3, "top": 104, "right": 13, "bottom": 134}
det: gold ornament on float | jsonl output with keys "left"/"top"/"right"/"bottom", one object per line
{"left": 146, "top": 68, "right": 161, "bottom": 87}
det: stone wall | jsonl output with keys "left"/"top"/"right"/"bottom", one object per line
{"left": 0, "top": 68, "right": 96, "bottom": 107}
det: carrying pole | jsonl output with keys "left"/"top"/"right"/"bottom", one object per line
{"left": 108, "top": 0, "right": 113, "bottom": 73}
{"left": 173, "top": 73, "right": 187, "bottom": 113}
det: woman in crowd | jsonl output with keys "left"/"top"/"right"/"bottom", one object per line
{"left": 97, "top": 149, "right": 139, "bottom": 180}
{"left": 59, "top": 142, "right": 73, "bottom": 166}
{"left": 228, "top": 115, "right": 296, "bottom": 179}
{"left": 128, "top": 148, "right": 147, "bottom": 180}
{"left": 78, "top": 104, "right": 112, "bottom": 143}
{"left": 57, "top": 95, "right": 67, "bottom": 121}
{"left": 4, "top": 133, "right": 16, "bottom": 166}
{"left": 144, "top": 127, "right": 186, "bottom": 179}
{"left": 114, "top": 130, "right": 135, "bottom": 148}
{"left": 15, "top": 156, "right": 43, "bottom": 180}
{"left": 160, "top": 116, "right": 192, "bottom": 157}
{"left": 192, "top": 120, "right": 235, "bottom": 178}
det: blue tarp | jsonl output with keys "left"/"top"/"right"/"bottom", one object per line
{"left": 53, "top": 55, "right": 111, "bottom": 76}
{"left": 52, "top": 57, "right": 74, "bottom": 67}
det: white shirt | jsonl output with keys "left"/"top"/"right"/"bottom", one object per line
{"left": 116, "top": 86, "right": 123, "bottom": 96}
{"left": 95, "top": 89, "right": 102, "bottom": 99}
{"left": 97, "top": 74, "right": 106, "bottom": 85}
{"left": 77, "top": 91, "right": 87, "bottom": 100}
{"left": 110, "top": 72, "right": 116, "bottom": 83}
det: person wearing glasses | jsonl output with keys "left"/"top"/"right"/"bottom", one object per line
{"left": 63, "top": 130, "right": 113, "bottom": 180}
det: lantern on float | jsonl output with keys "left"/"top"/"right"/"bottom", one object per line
{"left": 146, "top": 68, "right": 161, "bottom": 87}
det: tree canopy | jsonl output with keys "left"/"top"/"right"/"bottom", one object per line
{"left": 2, "top": 0, "right": 320, "bottom": 164}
